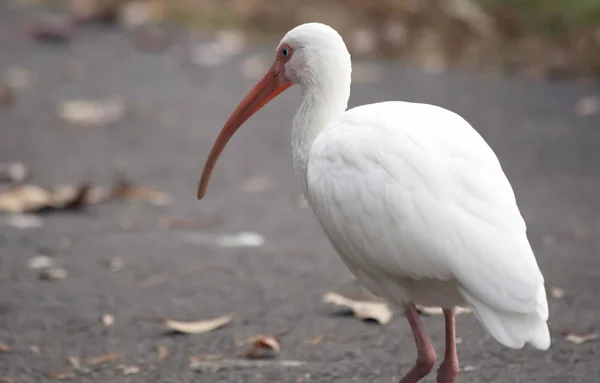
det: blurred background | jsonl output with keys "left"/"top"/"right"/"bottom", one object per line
{"left": 0, "top": 0, "right": 599, "bottom": 382}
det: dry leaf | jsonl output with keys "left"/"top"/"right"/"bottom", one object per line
{"left": 242, "top": 176, "right": 272, "bottom": 193}
{"left": 67, "top": 356, "right": 91, "bottom": 374}
{"left": 59, "top": 98, "right": 125, "bottom": 126}
{"left": 1, "top": 377, "right": 14, "bottom": 383}
{"left": 216, "top": 232, "right": 264, "bottom": 248}
{"left": 110, "top": 181, "right": 171, "bottom": 206}
{"left": 30, "top": 345, "right": 40, "bottom": 353}
{"left": 164, "top": 314, "right": 233, "bottom": 334}
{"left": 575, "top": 96, "right": 600, "bottom": 116}
{"left": 565, "top": 333, "right": 598, "bottom": 345}
{"left": 550, "top": 286, "right": 565, "bottom": 299}
{"left": 323, "top": 292, "right": 392, "bottom": 325}
{"left": 415, "top": 305, "right": 472, "bottom": 316}
{"left": 108, "top": 257, "right": 124, "bottom": 271}
{"left": 157, "top": 345, "right": 168, "bottom": 360}
{"left": 101, "top": 313, "right": 115, "bottom": 326}
{"left": 0, "top": 343, "right": 11, "bottom": 352}
{"left": 4, "top": 67, "right": 33, "bottom": 90}
{"left": 0, "top": 184, "right": 91, "bottom": 214}
{"left": 304, "top": 335, "right": 323, "bottom": 346}
{"left": 3, "top": 214, "right": 43, "bottom": 229}
{"left": 88, "top": 353, "right": 122, "bottom": 366}
{"left": 39, "top": 267, "right": 68, "bottom": 281}
{"left": 0, "top": 162, "right": 28, "bottom": 183}
{"left": 27, "top": 14, "right": 72, "bottom": 44}
{"left": 245, "top": 336, "right": 281, "bottom": 359}
{"left": 27, "top": 255, "right": 54, "bottom": 269}
{"left": 117, "top": 365, "right": 140, "bottom": 375}
{"left": 46, "top": 371, "right": 75, "bottom": 380}
{"left": 67, "top": 356, "right": 80, "bottom": 368}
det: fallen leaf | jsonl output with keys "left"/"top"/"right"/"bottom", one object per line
{"left": 58, "top": 98, "right": 125, "bottom": 126}
{"left": 216, "top": 232, "right": 264, "bottom": 248}
{"left": 242, "top": 176, "right": 272, "bottom": 193}
{"left": 107, "top": 257, "right": 124, "bottom": 271}
{"left": 156, "top": 345, "right": 168, "bottom": 360}
{"left": 164, "top": 314, "right": 233, "bottom": 334}
{"left": 109, "top": 181, "right": 171, "bottom": 206}
{"left": 565, "top": 333, "right": 598, "bottom": 345}
{"left": 101, "top": 313, "right": 115, "bottom": 326}
{"left": 3, "top": 214, "right": 43, "bottom": 229}
{"left": 30, "top": 345, "right": 40, "bottom": 353}
{"left": 323, "top": 292, "right": 392, "bottom": 325}
{"left": 0, "top": 343, "right": 11, "bottom": 352}
{"left": 4, "top": 67, "right": 33, "bottom": 90}
{"left": 27, "top": 14, "right": 72, "bottom": 44}
{"left": 304, "top": 335, "right": 323, "bottom": 346}
{"left": 244, "top": 336, "right": 281, "bottom": 359}
{"left": 117, "top": 365, "right": 140, "bottom": 375}
{"left": 0, "top": 184, "right": 91, "bottom": 214}
{"left": 462, "top": 365, "right": 477, "bottom": 372}
{"left": 415, "top": 305, "right": 472, "bottom": 316}
{"left": 67, "top": 356, "right": 80, "bottom": 368}
{"left": 550, "top": 286, "right": 565, "bottom": 299}
{"left": 67, "top": 356, "right": 91, "bottom": 374}
{"left": 39, "top": 267, "right": 68, "bottom": 281}
{"left": 46, "top": 371, "right": 75, "bottom": 380}
{"left": 1, "top": 377, "right": 14, "bottom": 383}
{"left": 27, "top": 255, "right": 54, "bottom": 269}
{"left": 575, "top": 96, "right": 600, "bottom": 116}
{"left": 88, "top": 353, "right": 122, "bottom": 366}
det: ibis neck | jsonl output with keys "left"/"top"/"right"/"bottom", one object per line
{"left": 291, "top": 79, "right": 350, "bottom": 181}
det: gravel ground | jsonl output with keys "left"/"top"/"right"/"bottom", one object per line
{"left": 1, "top": 3, "right": 600, "bottom": 383}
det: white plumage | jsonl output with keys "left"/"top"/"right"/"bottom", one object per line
{"left": 306, "top": 101, "right": 550, "bottom": 350}
{"left": 198, "top": 22, "right": 550, "bottom": 382}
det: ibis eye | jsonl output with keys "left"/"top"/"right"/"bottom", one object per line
{"left": 281, "top": 48, "right": 289, "bottom": 57}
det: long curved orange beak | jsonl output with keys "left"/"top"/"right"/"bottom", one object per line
{"left": 197, "top": 60, "right": 292, "bottom": 199}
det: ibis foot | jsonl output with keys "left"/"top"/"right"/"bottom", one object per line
{"left": 398, "top": 303, "right": 436, "bottom": 383}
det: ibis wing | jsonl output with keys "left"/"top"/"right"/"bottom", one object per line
{"left": 306, "top": 101, "right": 546, "bottom": 316}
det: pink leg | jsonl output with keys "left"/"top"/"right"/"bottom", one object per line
{"left": 398, "top": 303, "right": 436, "bottom": 383}
{"left": 436, "top": 308, "right": 459, "bottom": 383}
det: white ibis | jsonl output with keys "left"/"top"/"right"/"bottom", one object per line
{"left": 197, "top": 23, "right": 550, "bottom": 383}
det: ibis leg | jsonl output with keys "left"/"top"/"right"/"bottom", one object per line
{"left": 398, "top": 303, "right": 436, "bottom": 383}
{"left": 436, "top": 308, "right": 459, "bottom": 383}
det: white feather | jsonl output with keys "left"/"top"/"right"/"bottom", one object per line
{"left": 305, "top": 101, "right": 550, "bottom": 350}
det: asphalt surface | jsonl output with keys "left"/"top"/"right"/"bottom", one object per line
{"left": 1, "top": 3, "right": 600, "bottom": 383}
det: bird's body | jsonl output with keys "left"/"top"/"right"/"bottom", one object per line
{"left": 305, "top": 101, "right": 549, "bottom": 350}
{"left": 197, "top": 22, "right": 550, "bottom": 382}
